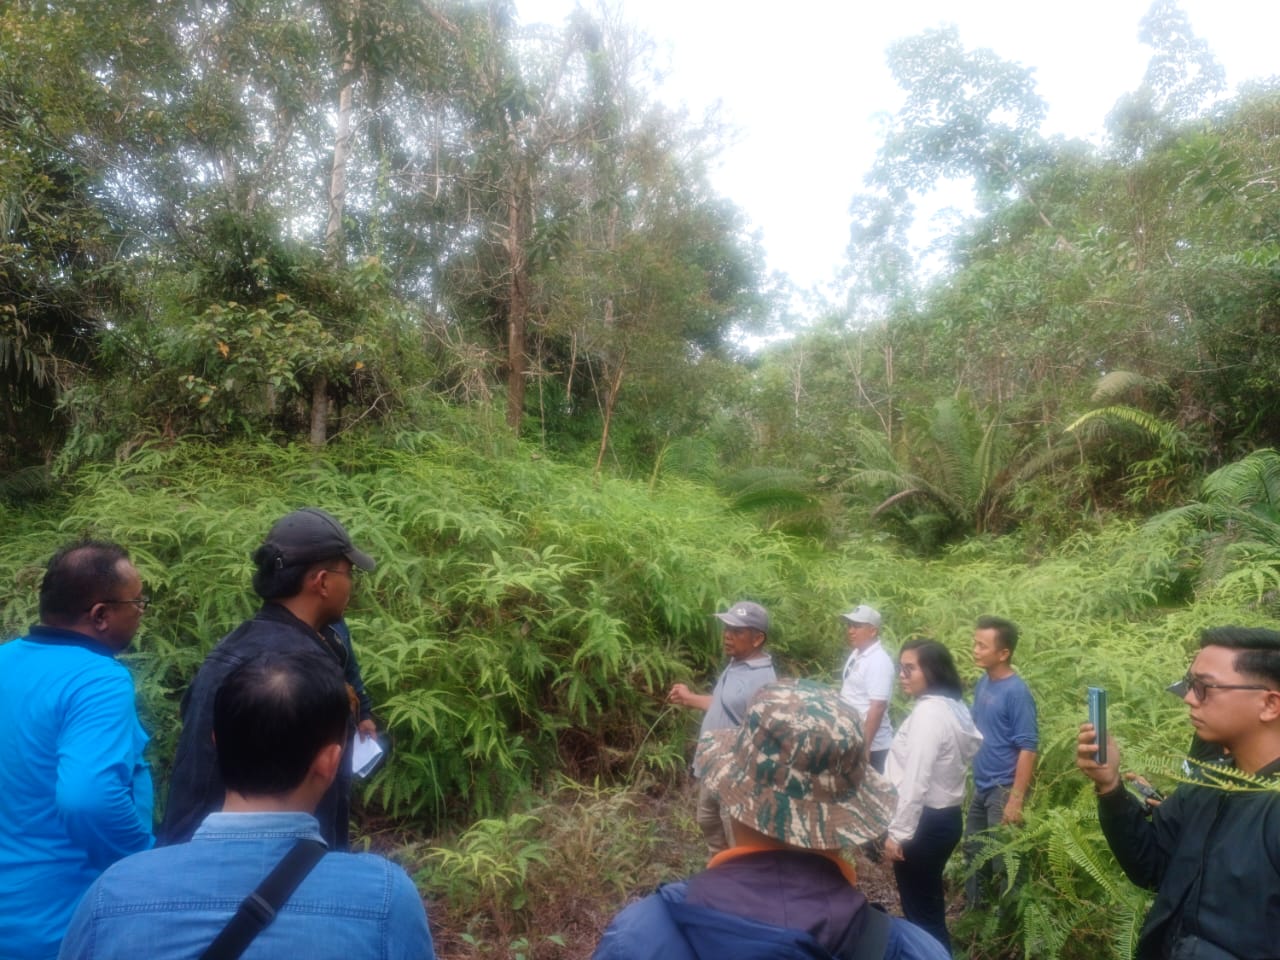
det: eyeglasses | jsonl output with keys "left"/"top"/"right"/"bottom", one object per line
{"left": 1167, "top": 672, "right": 1274, "bottom": 702}
{"left": 321, "top": 568, "right": 357, "bottom": 580}
{"left": 898, "top": 663, "right": 919, "bottom": 676}
{"left": 89, "top": 597, "right": 151, "bottom": 612}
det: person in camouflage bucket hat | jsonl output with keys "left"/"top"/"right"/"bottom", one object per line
{"left": 700, "top": 679, "right": 897, "bottom": 849}
{"left": 593, "top": 680, "right": 950, "bottom": 960}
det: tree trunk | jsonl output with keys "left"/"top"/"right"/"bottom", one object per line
{"left": 593, "top": 349, "right": 627, "bottom": 478}
{"left": 504, "top": 163, "right": 529, "bottom": 435}
{"left": 309, "top": 375, "right": 329, "bottom": 447}
{"left": 326, "top": 44, "right": 356, "bottom": 259}
{"left": 313, "top": 13, "right": 357, "bottom": 448}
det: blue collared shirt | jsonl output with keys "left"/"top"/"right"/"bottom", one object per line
{"left": 60, "top": 811, "right": 435, "bottom": 959}
{"left": 160, "top": 605, "right": 354, "bottom": 848}
{"left": 0, "top": 627, "right": 153, "bottom": 960}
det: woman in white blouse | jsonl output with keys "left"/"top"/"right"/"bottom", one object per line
{"left": 884, "top": 639, "right": 983, "bottom": 952}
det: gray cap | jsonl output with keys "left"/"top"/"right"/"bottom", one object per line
{"left": 261, "top": 508, "right": 376, "bottom": 572}
{"left": 714, "top": 601, "right": 770, "bottom": 634}
{"left": 839, "top": 604, "right": 881, "bottom": 628}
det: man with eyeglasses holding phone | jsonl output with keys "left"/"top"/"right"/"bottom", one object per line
{"left": 0, "top": 540, "right": 154, "bottom": 959}
{"left": 1077, "top": 626, "right": 1280, "bottom": 959}
{"left": 159, "top": 508, "right": 375, "bottom": 851}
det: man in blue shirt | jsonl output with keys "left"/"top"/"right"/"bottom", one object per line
{"left": 964, "top": 614, "right": 1038, "bottom": 908}
{"left": 61, "top": 650, "right": 434, "bottom": 960}
{"left": 0, "top": 540, "right": 154, "bottom": 960}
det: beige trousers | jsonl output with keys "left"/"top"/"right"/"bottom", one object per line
{"left": 696, "top": 780, "right": 734, "bottom": 853}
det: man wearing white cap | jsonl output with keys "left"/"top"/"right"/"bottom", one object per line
{"left": 839, "top": 604, "right": 894, "bottom": 773}
{"left": 669, "top": 601, "right": 777, "bottom": 852}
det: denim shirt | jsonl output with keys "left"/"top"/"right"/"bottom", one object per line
{"left": 159, "top": 605, "right": 353, "bottom": 848}
{"left": 60, "top": 812, "right": 435, "bottom": 960}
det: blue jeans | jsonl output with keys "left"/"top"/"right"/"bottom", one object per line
{"left": 885, "top": 916, "right": 952, "bottom": 960}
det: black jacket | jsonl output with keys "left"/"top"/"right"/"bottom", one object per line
{"left": 157, "top": 604, "right": 353, "bottom": 848}
{"left": 1097, "top": 757, "right": 1280, "bottom": 959}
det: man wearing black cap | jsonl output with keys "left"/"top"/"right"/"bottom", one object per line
{"left": 158, "top": 508, "right": 376, "bottom": 849}
{"left": 668, "top": 601, "right": 777, "bottom": 852}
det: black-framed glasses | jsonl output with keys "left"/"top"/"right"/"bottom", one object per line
{"left": 89, "top": 597, "right": 151, "bottom": 612}
{"left": 1167, "top": 672, "right": 1274, "bottom": 702}
{"left": 898, "top": 663, "right": 919, "bottom": 676}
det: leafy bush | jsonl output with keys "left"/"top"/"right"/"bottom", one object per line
{"left": 0, "top": 432, "right": 809, "bottom": 826}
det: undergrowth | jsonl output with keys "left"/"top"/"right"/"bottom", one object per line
{"left": 4, "top": 432, "right": 1279, "bottom": 959}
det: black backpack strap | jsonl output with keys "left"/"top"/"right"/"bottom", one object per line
{"left": 847, "top": 903, "right": 892, "bottom": 960}
{"left": 199, "top": 838, "right": 328, "bottom": 960}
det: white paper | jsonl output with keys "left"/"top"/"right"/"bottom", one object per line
{"left": 351, "top": 734, "right": 384, "bottom": 778}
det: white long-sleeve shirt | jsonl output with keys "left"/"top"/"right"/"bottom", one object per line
{"left": 885, "top": 695, "right": 983, "bottom": 842}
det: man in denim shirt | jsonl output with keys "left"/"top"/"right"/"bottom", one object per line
{"left": 60, "top": 651, "right": 434, "bottom": 959}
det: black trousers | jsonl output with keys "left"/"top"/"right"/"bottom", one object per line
{"left": 893, "top": 804, "right": 963, "bottom": 952}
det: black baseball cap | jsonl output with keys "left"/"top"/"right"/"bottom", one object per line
{"left": 261, "top": 508, "right": 376, "bottom": 571}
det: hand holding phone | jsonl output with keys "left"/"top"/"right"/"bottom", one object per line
{"left": 1088, "top": 686, "right": 1108, "bottom": 766}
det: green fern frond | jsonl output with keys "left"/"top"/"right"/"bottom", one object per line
{"left": 1065, "top": 406, "right": 1177, "bottom": 449}
{"left": 1201, "top": 448, "right": 1280, "bottom": 518}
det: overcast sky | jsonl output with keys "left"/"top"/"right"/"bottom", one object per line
{"left": 516, "top": 0, "right": 1280, "bottom": 299}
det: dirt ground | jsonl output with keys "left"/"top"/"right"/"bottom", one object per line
{"left": 414, "top": 782, "right": 923, "bottom": 960}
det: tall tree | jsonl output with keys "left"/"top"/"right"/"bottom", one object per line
{"left": 871, "top": 25, "right": 1053, "bottom": 217}
{"left": 1108, "top": 0, "right": 1226, "bottom": 154}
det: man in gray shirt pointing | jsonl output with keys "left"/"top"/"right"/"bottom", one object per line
{"left": 669, "top": 601, "right": 777, "bottom": 852}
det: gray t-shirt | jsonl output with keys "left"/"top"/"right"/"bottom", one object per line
{"left": 693, "top": 654, "right": 776, "bottom": 776}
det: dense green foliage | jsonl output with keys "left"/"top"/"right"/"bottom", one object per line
{"left": 7, "top": 1, "right": 1280, "bottom": 956}
{"left": 5, "top": 0, "right": 1280, "bottom": 549}
{"left": 733, "top": 6, "right": 1280, "bottom": 549}
{"left": 0, "top": 433, "right": 789, "bottom": 820}
{"left": 4, "top": 434, "right": 1280, "bottom": 957}
{"left": 0, "top": 0, "right": 764, "bottom": 472}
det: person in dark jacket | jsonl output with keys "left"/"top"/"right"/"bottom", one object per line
{"left": 594, "top": 680, "right": 949, "bottom": 960}
{"left": 159, "top": 508, "right": 375, "bottom": 849}
{"left": 332, "top": 619, "right": 379, "bottom": 742}
{"left": 1077, "top": 626, "right": 1280, "bottom": 960}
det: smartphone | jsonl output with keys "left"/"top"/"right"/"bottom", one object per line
{"left": 1088, "top": 686, "right": 1108, "bottom": 765}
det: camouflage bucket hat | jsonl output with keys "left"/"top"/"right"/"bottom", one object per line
{"left": 700, "top": 679, "right": 896, "bottom": 849}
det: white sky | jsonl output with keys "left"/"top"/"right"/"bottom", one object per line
{"left": 517, "top": 0, "right": 1280, "bottom": 300}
